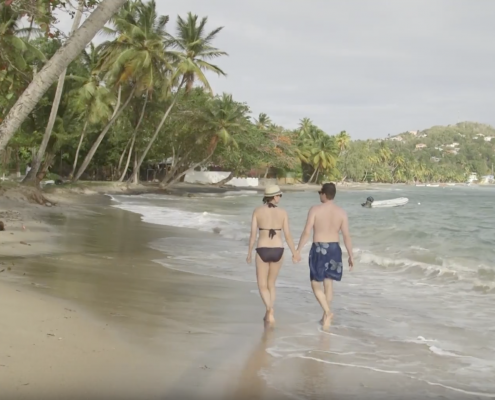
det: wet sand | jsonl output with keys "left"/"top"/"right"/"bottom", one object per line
{"left": 0, "top": 188, "right": 472, "bottom": 400}
{"left": 0, "top": 193, "right": 292, "bottom": 399}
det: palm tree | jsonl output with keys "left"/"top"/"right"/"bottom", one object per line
{"left": 335, "top": 130, "right": 350, "bottom": 156}
{"left": 296, "top": 124, "right": 338, "bottom": 183}
{"left": 308, "top": 133, "right": 339, "bottom": 183}
{"left": 298, "top": 118, "right": 313, "bottom": 135}
{"left": 0, "top": 5, "right": 44, "bottom": 103}
{"left": 0, "top": 0, "right": 129, "bottom": 154}
{"left": 130, "top": 11, "right": 227, "bottom": 183}
{"left": 161, "top": 93, "right": 246, "bottom": 187}
{"left": 255, "top": 113, "right": 271, "bottom": 130}
{"left": 378, "top": 143, "right": 392, "bottom": 164}
{"left": 22, "top": 0, "right": 84, "bottom": 185}
{"left": 73, "top": 0, "right": 170, "bottom": 182}
{"left": 67, "top": 43, "right": 115, "bottom": 178}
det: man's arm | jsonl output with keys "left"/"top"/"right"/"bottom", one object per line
{"left": 282, "top": 210, "right": 297, "bottom": 257}
{"left": 340, "top": 212, "right": 354, "bottom": 269}
{"left": 296, "top": 207, "right": 316, "bottom": 253}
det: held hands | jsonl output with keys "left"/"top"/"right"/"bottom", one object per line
{"left": 292, "top": 251, "right": 302, "bottom": 264}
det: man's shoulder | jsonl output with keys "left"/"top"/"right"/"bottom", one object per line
{"left": 333, "top": 204, "right": 347, "bottom": 218}
{"left": 308, "top": 204, "right": 320, "bottom": 213}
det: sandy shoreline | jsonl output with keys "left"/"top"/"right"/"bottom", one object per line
{"left": 1, "top": 183, "right": 480, "bottom": 399}
{"left": 0, "top": 189, "right": 291, "bottom": 400}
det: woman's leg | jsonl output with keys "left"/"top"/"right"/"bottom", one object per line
{"left": 256, "top": 254, "right": 271, "bottom": 318}
{"left": 266, "top": 257, "right": 283, "bottom": 322}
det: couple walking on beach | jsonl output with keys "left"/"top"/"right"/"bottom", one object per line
{"left": 246, "top": 183, "right": 354, "bottom": 329}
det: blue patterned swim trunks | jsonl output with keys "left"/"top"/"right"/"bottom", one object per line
{"left": 309, "top": 242, "right": 343, "bottom": 282}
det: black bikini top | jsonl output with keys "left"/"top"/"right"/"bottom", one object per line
{"left": 259, "top": 203, "right": 281, "bottom": 239}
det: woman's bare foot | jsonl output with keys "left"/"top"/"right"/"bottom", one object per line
{"left": 322, "top": 312, "right": 333, "bottom": 329}
{"left": 319, "top": 311, "right": 332, "bottom": 325}
{"left": 264, "top": 308, "right": 275, "bottom": 324}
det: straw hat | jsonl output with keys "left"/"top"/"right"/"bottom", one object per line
{"left": 264, "top": 185, "right": 282, "bottom": 197}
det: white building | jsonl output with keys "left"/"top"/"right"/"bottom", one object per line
{"left": 467, "top": 172, "right": 478, "bottom": 183}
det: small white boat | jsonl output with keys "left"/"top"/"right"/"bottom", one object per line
{"left": 361, "top": 196, "right": 409, "bottom": 208}
{"left": 426, "top": 184, "right": 439, "bottom": 187}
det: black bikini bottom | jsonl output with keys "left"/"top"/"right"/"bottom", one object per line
{"left": 256, "top": 247, "right": 284, "bottom": 263}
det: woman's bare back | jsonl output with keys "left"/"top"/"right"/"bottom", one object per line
{"left": 254, "top": 205, "right": 286, "bottom": 247}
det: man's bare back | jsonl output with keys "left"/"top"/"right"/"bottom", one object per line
{"left": 312, "top": 202, "right": 347, "bottom": 243}
{"left": 295, "top": 183, "right": 353, "bottom": 330}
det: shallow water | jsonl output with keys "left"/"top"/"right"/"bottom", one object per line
{"left": 111, "top": 185, "right": 495, "bottom": 398}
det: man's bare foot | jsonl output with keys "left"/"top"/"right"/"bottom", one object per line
{"left": 322, "top": 312, "right": 333, "bottom": 329}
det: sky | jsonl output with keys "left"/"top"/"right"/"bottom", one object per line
{"left": 56, "top": 0, "right": 495, "bottom": 140}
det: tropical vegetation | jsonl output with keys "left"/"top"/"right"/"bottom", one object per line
{"left": 1, "top": 0, "right": 494, "bottom": 187}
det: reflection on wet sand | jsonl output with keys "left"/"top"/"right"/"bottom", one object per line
{"left": 231, "top": 323, "right": 276, "bottom": 399}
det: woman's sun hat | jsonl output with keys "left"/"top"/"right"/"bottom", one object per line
{"left": 264, "top": 185, "right": 283, "bottom": 197}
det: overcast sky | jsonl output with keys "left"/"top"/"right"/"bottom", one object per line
{"left": 56, "top": 0, "right": 495, "bottom": 140}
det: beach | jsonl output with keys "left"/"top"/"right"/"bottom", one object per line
{"left": 0, "top": 187, "right": 292, "bottom": 400}
{"left": 1, "top": 183, "right": 495, "bottom": 399}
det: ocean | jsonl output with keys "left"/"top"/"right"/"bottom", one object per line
{"left": 109, "top": 185, "right": 495, "bottom": 398}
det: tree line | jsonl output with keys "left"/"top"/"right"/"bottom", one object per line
{"left": 1, "top": 0, "right": 493, "bottom": 186}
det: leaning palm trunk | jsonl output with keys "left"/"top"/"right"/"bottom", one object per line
{"left": 69, "top": 120, "right": 88, "bottom": 179}
{"left": 161, "top": 153, "right": 214, "bottom": 188}
{"left": 117, "top": 137, "right": 132, "bottom": 174}
{"left": 73, "top": 86, "right": 136, "bottom": 182}
{"left": 129, "top": 81, "right": 185, "bottom": 184}
{"left": 125, "top": 93, "right": 149, "bottom": 184}
{"left": 308, "top": 167, "right": 318, "bottom": 183}
{"left": 315, "top": 168, "right": 320, "bottom": 183}
{"left": 214, "top": 158, "right": 242, "bottom": 187}
{"left": 116, "top": 138, "right": 132, "bottom": 178}
{"left": 23, "top": 0, "right": 84, "bottom": 185}
{"left": 119, "top": 135, "right": 135, "bottom": 182}
{"left": 159, "top": 150, "right": 192, "bottom": 186}
{"left": 0, "top": 0, "right": 128, "bottom": 152}
{"left": 112, "top": 85, "right": 122, "bottom": 119}
{"left": 213, "top": 171, "right": 234, "bottom": 187}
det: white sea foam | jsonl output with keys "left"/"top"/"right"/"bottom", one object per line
{"left": 109, "top": 188, "right": 495, "bottom": 396}
{"left": 112, "top": 202, "right": 249, "bottom": 241}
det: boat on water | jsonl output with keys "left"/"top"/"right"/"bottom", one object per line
{"left": 426, "top": 184, "right": 439, "bottom": 187}
{"left": 361, "top": 196, "right": 409, "bottom": 208}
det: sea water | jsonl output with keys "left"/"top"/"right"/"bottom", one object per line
{"left": 110, "top": 185, "right": 495, "bottom": 397}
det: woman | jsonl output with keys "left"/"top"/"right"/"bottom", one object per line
{"left": 246, "top": 185, "right": 297, "bottom": 324}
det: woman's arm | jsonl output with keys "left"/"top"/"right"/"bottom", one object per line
{"left": 282, "top": 210, "right": 297, "bottom": 257}
{"left": 246, "top": 210, "right": 258, "bottom": 263}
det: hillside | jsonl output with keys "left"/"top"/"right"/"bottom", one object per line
{"left": 340, "top": 122, "right": 495, "bottom": 183}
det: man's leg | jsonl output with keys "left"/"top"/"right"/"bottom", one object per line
{"left": 323, "top": 278, "right": 334, "bottom": 322}
{"left": 266, "top": 258, "right": 283, "bottom": 322}
{"left": 318, "top": 279, "right": 334, "bottom": 323}
{"left": 256, "top": 254, "right": 272, "bottom": 321}
{"left": 311, "top": 280, "right": 332, "bottom": 329}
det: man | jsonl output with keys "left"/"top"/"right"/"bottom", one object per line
{"left": 295, "top": 182, "right": 353, "bottom": 329}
